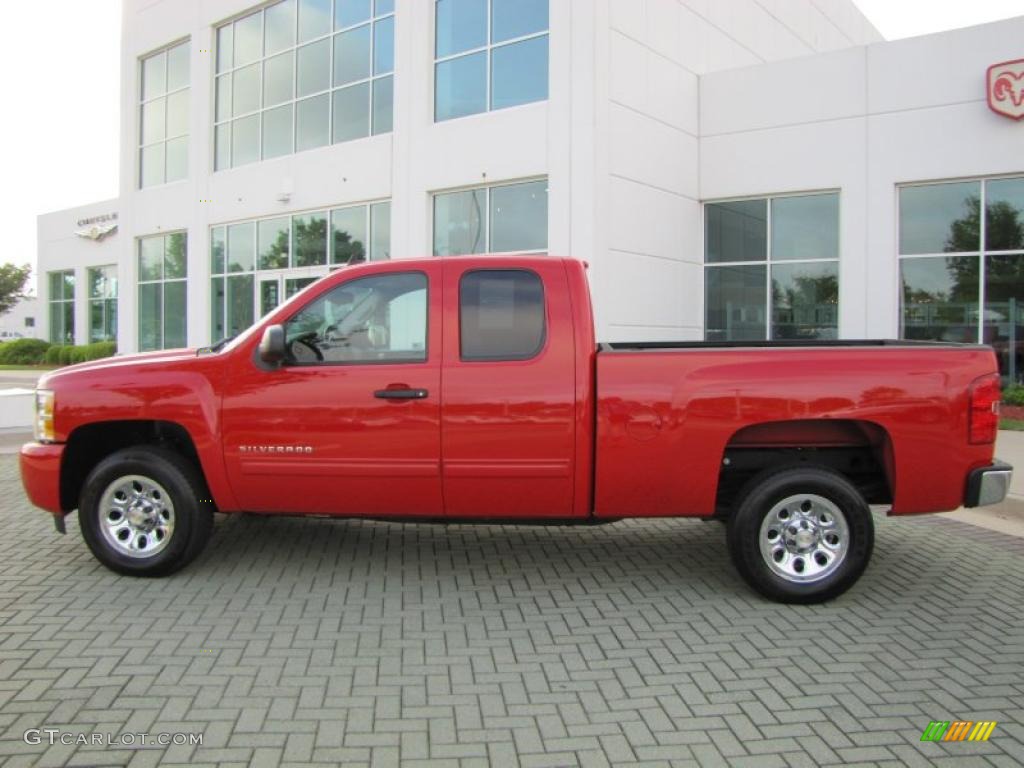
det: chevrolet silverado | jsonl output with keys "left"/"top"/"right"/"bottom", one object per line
{"left": 19, "top": 256, "right": 1012, "bottom": 603}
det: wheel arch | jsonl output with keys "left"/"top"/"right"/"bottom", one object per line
{"left": 714, "top": 419, "right": 895, "bottom": 517}
{"left": 60, "top": 420, "right": 212, "bottom": 512}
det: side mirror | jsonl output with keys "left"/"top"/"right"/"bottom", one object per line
{"left": 259, "top": 325, "right": 287, "bottom": 365}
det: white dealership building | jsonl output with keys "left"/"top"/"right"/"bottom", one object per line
{"left": 36, "top": 1, "right": 1024, "bottom": 377}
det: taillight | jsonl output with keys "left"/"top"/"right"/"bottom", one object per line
{"left": 968, "top": 373, "right": 1001, "bottom": 445}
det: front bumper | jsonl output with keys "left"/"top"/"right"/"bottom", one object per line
{"left": 19, "top": 442, "right": 65, "bottom": 516}
{"left": 964, "top": 460, "right": 1013, "bottom": 508}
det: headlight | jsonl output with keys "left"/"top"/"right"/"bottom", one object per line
{"left": 34, "top": 390, "right": 55, "bottom": 443}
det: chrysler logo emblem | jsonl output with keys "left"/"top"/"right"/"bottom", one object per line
{"left": 75, "top": 222, "right": 119, "bottom": 241}
{"left": 987, "top": 58, "right": 1024, "bottom": 121}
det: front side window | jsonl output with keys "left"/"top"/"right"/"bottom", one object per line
{"left": 900, "top": 176, "right": 1024, "bottom": 382}
{"left": 434, "top": 0, "right": 548, "bottom": 122}
{"left": 460, "top": 269, "right": 545, "bottom": 361}
{"left": 215, "top": 0, "right": 394, "bottom": 170}
{"left": 433, "top": 179, "right": 547, "bottom": 256}
{"left": 704, "top": 192, "right": 840, "bottom": 341}
{"left": 87, "top": 266, "right": 118, "bottom": 343}
{"left": 210, "top": 201, "right": 391, "bottom": 342}
{"left": 48, "top": 270, "right": 75, "bottom": 345}
{"left": 139, "top": 40, "right": 190, "bottom": 188}
{"left": 138, "top": 233, "right": 188, "bottom": 351}
{"left": 283, "top": 272, "right": 427, "bottom": 364}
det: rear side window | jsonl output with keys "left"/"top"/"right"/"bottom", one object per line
{"left": 460, "top": 270, "right": 545, "bottom": 361}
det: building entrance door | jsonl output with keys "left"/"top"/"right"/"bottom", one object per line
{"left": 259, "top": 272, "right": 322, "bottom": 317}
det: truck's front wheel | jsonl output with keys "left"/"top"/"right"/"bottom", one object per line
{"left": 727, "top": 467, "right": 874, "bottom": 604}
{"left": 79, "top": 447, "right": 213, "bottom": 576}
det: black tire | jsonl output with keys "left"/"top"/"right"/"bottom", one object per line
{"left": 726, "top": 466, "right": 874, "bottom": 604}
{"left": 79, "top": 446, "right": 214, "bottom": 576}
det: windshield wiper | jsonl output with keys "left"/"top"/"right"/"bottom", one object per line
{"left": 197, "top": 335, "right": 236, "bottom": 356}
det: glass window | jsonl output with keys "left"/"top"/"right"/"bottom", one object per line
{"left": 491, "top": 0, "right": 548, "bottom": 43}
{"left": 771, "top": 193, "right": 839, "bottom": 261}
{"left": 705, "top": 192, "right": 839, "bottom": 340}
{"left": 900, "top": 256, "right": 978, "bottom": 342}
{"left": 374, "top": 16, "right": 394, "bottom": 74}
{"left": 434, "top": 181, "right": 547, "bottom": 256}
{"left": 460, "top": 270, "right": 545, "bottom": 361}
{"left": 899, "top": 181, "right": 979, "bottom": 255}
{"left": 336, "top": 0, "right": 371, "bottom": 28}
{"left": 705, "top": 265, "right": 767, "bottom": 342}
{"left": 986, "top": 177, "right": 1024, "bottom": 252}
{"left": 216, "top": 0, "right": 393, "bottom": 170}
{"left": 899, "top": 177, "right": 1024, "bottom": 383}
{"left": 139, "top": 40, "right": 190, "bottom": 188}
{"left": 293, "top": 212, "right": 329, "bottom": 267}
{"left": 435, "top": 0, "right": 548, "bottom": 122}
{"left": 771, "top": 262, "right": 839, "bottom": 340}
{"left": 372, "top": 76, "right": 394, "bottom": 134}
{"left": 233, "top": 63, "right": 261, "bottom": 115}
{"left": 297, "top": 93, "right": 330, "bottom": 151}
{"left": 491, "top": 36, "right": 548, "bottom": 111}
{"left": 137, "top": 233, "right": 188, "bottom": 351}
{"left": 299, "top": 0, "right": 332, "bottom": 41}
{"left": 263, "top": 103, "right": 294, "bottom": 159}
{"left": 434, "top": 188, "right": 485, "bottom": 256}
{"left": 228, "top": 223, "right": 256, "bottom": 272}
{"left": 334, "top": 25, "right": 371, "bottom": 86}
{"left": 297, "top": 39, "right": 330, "bottom": 97}
{"left": 332, "top": 206, "right": 367, "bottom": 264}
{"left": 47, "top": 270, "right": 75, "bottom": 345}
{"left": 234, "top": 13, "right": 263, "bottom": 66}
{"left": 333, "top": 83, "right": 370, "bottom": 143}
{"left": 211, "top": 203, "right": 390, "bottom": 344}
{"left": 231, "top": 113, "right": 260, "bottom": 167}
{"left": 435, "top": 52, "right": 487, "bottom": 122}
{"left": 265, "top": 0, "right": 296, "bottom": 55}
{"left": 436, "top": 0, "right": 487, "bottom": 57}
{"left": 284, "top": 272, "right": 428, "bottom": 364}
{"left": 264, "top": 52, "right": 295, "bottom": 106}
{"left": 259, "top": 217, "right": 291, "bottom": 269}
{"left": 370, "top": 202, "right": 391, "bottom": 261}
{"left": 705, "top": 200, "right": 767, "bottom": 264}
{"left": 490, "top": 180, "right": 547, "bottom": 253}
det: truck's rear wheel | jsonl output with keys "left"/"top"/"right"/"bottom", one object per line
{"left": 79, "top": 446, "right": 213, "bottom": 576}
{"left": 727, "top": 467, "right": 873, "bottom": 604}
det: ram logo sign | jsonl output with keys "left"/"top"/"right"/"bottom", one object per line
{"left": 987, "top": 59, "right": 1024, "bottom": 120}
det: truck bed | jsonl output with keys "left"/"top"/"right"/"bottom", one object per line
{"left": 601, "top": 339, "right": 981, "bottom": 351}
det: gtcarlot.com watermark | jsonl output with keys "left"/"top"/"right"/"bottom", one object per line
{"left": 24, "top": 729, "right": 203, "bottom": 748}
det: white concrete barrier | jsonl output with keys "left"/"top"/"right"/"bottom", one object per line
{"left": 0, "top": 388, "right": 34, "bottom": 429}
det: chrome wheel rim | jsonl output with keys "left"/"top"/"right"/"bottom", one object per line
{"left": 98, "top": 475, "right": 175, "bottom": 559}
{"left": 759, "top": 493, "right": 849, "bottom": 583}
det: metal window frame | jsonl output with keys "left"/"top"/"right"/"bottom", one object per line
{"left": 430, "top": 177, "right": 549, "bottom": 257}
{"left": 703, "top": 190, "right": 842, "bottom": 341}
{"left": 432, "top": 0, "right": 549, "bottom": 121}
{"left": 213, "top": 0, "right": 395, "bottom": 171}
{"left": 138, "top": 39, "right": 191, "bottom": 189}
{"left": 897, "top": 174, "right": 1024, "bottom": 346}
{"left": 137, "top": 233, "right": 189, "bottom": 351}
{"left": 208, "top": 200, "right": 392, "bottom": 343}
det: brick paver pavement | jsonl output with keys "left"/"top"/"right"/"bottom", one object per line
{"left": 1, "top": 454, "right": 1022, "bottom": 767}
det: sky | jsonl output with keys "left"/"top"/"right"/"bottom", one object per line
{"left": 4, "top": 0, "right": 1023, "bottom": 293}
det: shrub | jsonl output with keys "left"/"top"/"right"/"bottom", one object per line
{"left": 43, "top": 345, "right": 63, "bottom": 365}
{"left": 45, "top": 341, "right": 118, "bottom": 367}
{"left": 0, "top": 338, "right": 51, "bottom": 365}
{"left": 1003, "top": 384, "right": 1024, "bottom": 406}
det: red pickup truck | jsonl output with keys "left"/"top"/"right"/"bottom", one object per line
{"left": 20, "top": 256, "right": 1012, "bottom": 603}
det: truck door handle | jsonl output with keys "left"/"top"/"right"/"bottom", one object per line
{"left": 374, "top": 388, "right": 429, "bottom": 400}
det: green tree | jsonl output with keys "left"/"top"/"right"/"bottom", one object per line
{"left": 0, "top": 263, "right": 31, "bottom": 316}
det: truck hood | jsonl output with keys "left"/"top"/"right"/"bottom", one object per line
{"left": 38, "top": 348, "right": 202, "bottom": 389}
